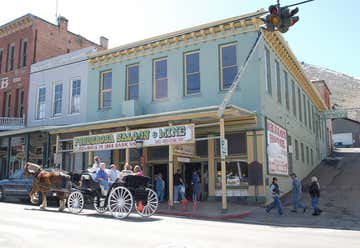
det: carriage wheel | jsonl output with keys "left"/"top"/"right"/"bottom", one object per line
{"left": 93, "top": 196, "right": 107, "bottom": 213}
{"left": 67, "top": 191, "right": 84, "bottom": 214}
{"left": 136, "top": 188, "right": 158, "bottom": 217}
{"left": 108, "top": 186, "right": 133, "bottom": 219}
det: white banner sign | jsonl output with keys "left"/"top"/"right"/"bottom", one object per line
{"left": 267, "top": 119, "right": 288, "bottom": 175}
{"left": 73, "top": 124, "right": 195, "bottom": 153}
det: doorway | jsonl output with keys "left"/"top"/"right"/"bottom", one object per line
{"left": 150, "top": 164, "right": 168, "bottom": 201}
{"left": 181, "top": 162, "right": 208, "bottom": 201}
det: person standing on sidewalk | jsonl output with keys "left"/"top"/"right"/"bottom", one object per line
{"left": 174, "top": 169, "right": 185, "bottom": 203}
{"left": 192, "top": 171, "right": 200, "bottom": 202}
{"left": 309, "top": 176, "right": 321, "bottom": 216}
{"left": 155, "top": 173, "right": 165, "bottom": 202}
{"left": 290, "top": 173, "right": 307, "bottom": 213}
{"left": 265, "top": 177, "right": 284, "bottom": 215}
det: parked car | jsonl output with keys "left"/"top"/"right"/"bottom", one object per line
{"left": 0, "top": 169, "right": 56, "bottom": 203}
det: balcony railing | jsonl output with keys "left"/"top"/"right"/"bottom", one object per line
{"left": 0, "top": 116, "right": 25, "bottom": 130}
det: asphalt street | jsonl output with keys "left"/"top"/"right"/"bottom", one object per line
{"left": 0, "top": 202, "right": 360, "bottom": 248}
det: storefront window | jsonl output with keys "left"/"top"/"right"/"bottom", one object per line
{"left": 196, "top": 140, "right": 208, "bottom": 157}
{"left": 29, "top": 133, "right": 46, "bottom": 166}
{"left": 0, "top": 138, "right": 9, "bottom": 179}
{"left": 148, "top": 146, "right": 169, "bottom": 161}
{"left": 10, "top": 136, "right": 26, "bottom": 176}
{"left": 215, "top": 133, "right": 247, "bottom": 156}
{"left": 95, "top": 150, "right": 112, "bottom": 167}
{"left": 215, "top": 161, "right": 248, "bottom": 188}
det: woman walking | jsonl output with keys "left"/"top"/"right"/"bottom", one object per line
{"left": 265, "top": 177, "right": 284, "bottom": 215}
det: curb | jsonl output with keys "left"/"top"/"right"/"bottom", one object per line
{"left": 156, "top": 210, "right": 252, "bottom": 220}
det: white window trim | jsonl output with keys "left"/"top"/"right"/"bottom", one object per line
{"left": 36, "top": 86, "right": 46, "bottom": 120}
{"left": 274, "top": 60, "right": 281, "bottom": 104}
{"left": 52, "top": 81, "right": 64, "bottom": 117}
{"left": 184, "top": 50, "right": 200, "bottom": 96}
{"left": 126, "top": 64, "right": 139, "bottom": 101}
{"left": 69, "top": 77, "right": 81, "bottom": 115}
{"left": 264, "top": 47, "right": 271, "bottom": 95}
{"left": 100, "top": 70, "right": 112, "bottom": 109}
{"left": 153, "top": 57, "right": 168, "bottom": 100}
{"left": 219, "top": 42, "right": 237, "bottom": 91}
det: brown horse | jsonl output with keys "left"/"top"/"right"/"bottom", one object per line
{"left": 24, "top": 162, "right": 71, "bottom": 211}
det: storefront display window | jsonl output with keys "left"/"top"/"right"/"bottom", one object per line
{"left": 10, "top": 136, "right": 25, "bottom": 176}
{"left": 29, "top": 133, "right": 46, "bottom": 166}
{"left": 148, "top": 146, "right": 169, "bottom": 161}
{"left": 0, "top": 138, "right": 9, "bottom": 179}
{"left": 95, "top": 150, "right": 111, "bottom": 166}
{"left": 215, "top": 161, "right": 248, "bottom": 188}
{"left": 215, "top": 133, "right": 246, "bottom": 156}
{"left": 196, "top": 140, "right": 208, "bottom": 157}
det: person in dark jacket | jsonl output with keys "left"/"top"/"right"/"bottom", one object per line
{"left": 309, "top": 176, "right": 321, "bottom": 216}
{"left": 265, "top": 177, "right": 284, "bottom": 215}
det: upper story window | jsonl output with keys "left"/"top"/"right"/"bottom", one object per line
{"left": 100, "top": 71, "right": 112, "bottom": 109}
{"left": 3, "top": 92, "right": 11, "bottom": 117}
{"left": 303, "top": 94, "right": 307, "bottom": 126}
{"left": 37, "top": 87, "right": 46, "bottom": 120}
{"left": 300, "top": 142, "right": 305, "bottom": 163}
{"left": 53, "top": 83, "right": 63, "bottom": 116}
{"left": 7, "top": 43, "right": 15, "bottom": 72}
{"left": 153, "top": 58, "right": 168, "bottom": 99}
{"left": 220, "top": 43, "right": 237, "bottom": 90}
{"left": 71, "top": 79, "right": 81, "bottom": 114}
{"left": 16, "top": 89, "right": 24, "bottom": 117}
{"left": 284, "top": 71, "right": 289, "bottom": 110}
{"left": 275, "top": 60, "right": 281, "bottom": 104}
{"left": 308, "top": 100, "right": 312, "bottom": 130}
{"left": 184, "top": 51, "right": 200, "bottom": 95}
{"left": 294, "top": 139, "right": 299, "bottom": 160}
{"left": 0, "top": 48, "right": 3, "bottom": 73}
{"left": 126, "top": 64, "right": 139, "bottom": 100}
{"left": 265, "top": 47, "right": 272, "bottom": 95}
{"left": 298, "top": 87, "right": 302, "bottom": 122}
{"left": 291, "top": 80, "right": 297, "bottom": 117}
{"left": 20, "top": 39, "right": 28, "bottom": 67}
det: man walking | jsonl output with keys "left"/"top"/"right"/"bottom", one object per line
{"left": 309, "top": 176, "right": 321, "bottom": 216}
{"left": 290, "top": 173, "right": 307, "bottom": 213}
{"left": 265, "top": 177, "right": 284, "bottom": 215}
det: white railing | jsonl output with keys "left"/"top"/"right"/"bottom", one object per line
{"left": 0, "top": 116, "right": 25, "bottom": 130}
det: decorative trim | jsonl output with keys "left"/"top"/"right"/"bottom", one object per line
{"left": 0, "top": 16, "right": 33, "bottom": 38}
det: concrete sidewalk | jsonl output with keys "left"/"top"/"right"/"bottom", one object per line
{"left": 156, "top": 200, "right": 254, "bottom": 220}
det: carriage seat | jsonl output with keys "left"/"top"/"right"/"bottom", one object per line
{"left": 123, "top": 175, "right": 150, "bottom": 189}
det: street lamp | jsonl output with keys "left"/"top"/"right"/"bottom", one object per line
{"left": 135, "top": 139, "right": 144, "bottom": 164}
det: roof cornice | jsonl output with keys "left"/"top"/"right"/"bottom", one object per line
{"left": 0, "top": 14, "right": 33, "bottom": 38}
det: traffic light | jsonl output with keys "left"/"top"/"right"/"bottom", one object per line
{"left": 278, "top": 7, "right": 300, "bottom": 33}
{"left": 260, "top": 5, "right": 300, "bottom": 33}
{"left": 260, "top": 5, "right": 281, "bottom": 32}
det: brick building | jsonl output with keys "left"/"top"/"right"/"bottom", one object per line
{"left": 0, "top": 14, "right": 106, "bottom": 130}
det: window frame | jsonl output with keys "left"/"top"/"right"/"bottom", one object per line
{"left": 264, "top": 46, "right": 272, "bottom": 95}
{"left": 70, "top": 78, "right": 81, "bottom": 114}
{"left": 300, "top": 142, "right": 305, "bottom": 163}
{"left": 303, "top": 93, "right": 307, "bottom": 126}
{"left": 295, "top": 139, "right": 299, "bottom": 160}
{"left": 52, "top": 82, "right": 64, "bottom": 117}
{"left": 99, "top": 70, "right": 112, "bottom": 109}
{"left": 153, "top": 57, "right": 168, "bottom": 100}
{"left": 219, "top": 42, "right": 237, "bottom": 90}
{"left": 20, "top": 39, "right": 28, "bottom": 67}
{"left": 291, "top": 80, "right": 297, "bottom": 117}
{"left": 0, "top": 48, "right": 3, "bottom": 73}
{"left": 36, "top": 86, "right": 46, "bottom": 120}
{"left": 126, "top": 63, "right": 139, "bottom": 100}
{"left": 284, "top": 70, "right": 289, "bottom": 110}
{"left": 184, "top": 50, "right": 201, "bottom": 96}
{"left": 275, "top": 60, "right": 282, "bottom": 104}
{"left": 298, "top": 87, "right": 302, "bottom": 122}
{"left": 7, "top": 43, "right": 15, "bottom": 72}
{"left": 4, "top": 92, "right": 11, "bottom": 117}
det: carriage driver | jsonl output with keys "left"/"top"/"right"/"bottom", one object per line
{"left": 95, "top": 163, "right": 110, "bottom": 195}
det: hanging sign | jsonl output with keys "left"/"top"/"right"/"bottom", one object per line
{"left": 73, "top": 124, "right": 195, "bottom": 153}
{"left": 266, "top": 119, "right": 288, "bottom": 175}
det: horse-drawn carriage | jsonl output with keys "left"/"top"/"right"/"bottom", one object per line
{"left": 68, "top": 172, "right": 159, "bottom": 219}
{"left": 25, "top": 162, "right": 159, "bottom": 219}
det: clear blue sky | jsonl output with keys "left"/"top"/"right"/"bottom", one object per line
{"left": 1, "top": 0, "right": 359, "bottom": 77}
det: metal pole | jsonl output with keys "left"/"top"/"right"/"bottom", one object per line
{"left": 220, "top": 118, "right": 227, "bottom": 212}
{"left": 168, "top": 123, "right": 174, "bottom": 207}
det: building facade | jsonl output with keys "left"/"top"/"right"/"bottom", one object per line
{"left": 0, "top": 14, "right": 104, "bottom": 130}
{"left": 0, "top": 14, "right": 105, "bottom": 179}
{"left": 48, "top": 12, "right": 329, "bottom": 207}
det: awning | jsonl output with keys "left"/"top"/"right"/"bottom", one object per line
{"left": 48, "top": 105, "right": 256, "bottom": 134}
{"left": 0, "top": 125, "right": 61, "bottom": 138}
